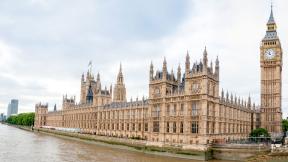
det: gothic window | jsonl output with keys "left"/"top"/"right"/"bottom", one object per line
{"left": 173, "top": 122, "right": 176, "bottom": 133}
{"left": 180, "top": 104, "right": 184, "bottom": 115}
{"left": 126, "top": 123, "right": 129, "bottom": 131}
{"left": 153, "top": 121, "right": 159, "bottom": 132}
{"left": 152, "top": 105, "right": 161, "bottom": 118}
{"left": 173, "top": 104, "right": 177, "bottom": 116}
{"left": 180, "top": 121, "right": 184, "bottom": 133}
{"left": 166, "top": 105, "right": 170, "bottom": 116}
{"left": 192, "top": 102, "right": 198, "bottom": 116}
{"left": 166, "top": 122, "right": 169, "bottom": 133}
{"left": 138, "top": 123, "right": 141, "bottom": 131}
{"left": 132, "top": 123, "right": 135, "bottom": 131}
{"left": 144, "top": 123, "right": 148, "bottom": 132}
{"left": 191, "top": 121, "right": 198, "bottom": 133}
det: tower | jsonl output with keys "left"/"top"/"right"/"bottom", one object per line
{"left": 113, "top": 64, "right": 127, "bottom": 102}
{"left": 260, "top": 6, "right": 282, "bottom": 134}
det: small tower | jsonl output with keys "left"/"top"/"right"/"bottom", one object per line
{"left": 215, "top": 56, "right": 219, "bottom": 79}
{"left": 53, "top": 104, "right": 57, "bottom": 111}
{"left": 150, "top": 61, "right": 154, "bottom": 81}
{"left": 162, "top": 57, "right": 167, "bottom": 80}
{"left": 177, "top": 64, "right": 181, "bottom": 84}
{"left": 185, "top": 51, "right": 190, "bottom": 76}
{"left": 113, "top": 63, "right": 127, "bottom": 102}
{"left": 203, "top": 46, "right": 208, "bottom": 68}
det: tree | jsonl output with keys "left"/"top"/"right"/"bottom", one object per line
{"left": 6, "top": 113, "right": 35, "bottom": 126}
{"left": 249, "top": 128, "right": 270, "bottom": 138}
{"left": 282, "top": 119, "right": 288, "bottom": 133}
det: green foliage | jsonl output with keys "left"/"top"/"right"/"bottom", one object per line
{"left": 282, "top": 119, "right": 288, "bottom": 132}
{"left": 249, "top": 128, "right": 270, "bottom": 137}
{"left": 6, "top": 113, "right": 35, "bottom": 126}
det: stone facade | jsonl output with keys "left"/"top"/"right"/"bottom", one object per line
{"left": 34, "top": 8, "right": 282, "bottom": 145}
{"left": 34, "top": 48, "right": 259, "bottom": 145}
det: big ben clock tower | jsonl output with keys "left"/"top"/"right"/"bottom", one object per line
{"left": 260, "top": 6, "right": 283, "bottom": 135}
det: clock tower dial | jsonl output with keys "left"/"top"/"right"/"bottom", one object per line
{"left": 264, "top": 49, "right": 276, "bottom": 60}
{"left": 260, "top": 6, "right": 283, "bottom": 135}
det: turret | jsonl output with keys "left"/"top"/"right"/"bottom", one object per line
{"left": 248, "top": 95, "right": 251, "bottom": 108}
{"left": 113, "top": 64, "right": 127, "bottom": 102}
{"left": 110, "top": 84, "right": 112, "bottom": 95}
{"left": 171, "top": 69, "right": 175, "bottom": 81}
{"left": 150, "top": 61, "right": 154, "bottom": 81}
{"left": 162, "top": 57, "right": 167, "bottom": 80}
{"left": 97, "top": 72, "right": 100, "bottom": 82}
{"left": 185, "top": 51, "right": 190, "bottom": 76}
{"left": 81, "top": 73, "right": 85, "bottom": 82}
{"left": 53, "top": 104, "right": 57, "bottom": 111}
{"left": 215, "top": 56, "right": 219, "bottom": 79}
{"left": 177, "top": 64, "right": 181, "bottom": 83}
{"left": 203, "top": 47, "right": 208, "bottom": 69}
{"left": 210, "top": 61, "right": 213, "bottom": 73}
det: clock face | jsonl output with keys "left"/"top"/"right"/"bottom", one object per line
{"left": 265, "top": 49, "right": 276, "bottom": 60}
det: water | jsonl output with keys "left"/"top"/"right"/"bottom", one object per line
{"left": 0, "top": 123, "right": 229, "bottom": 162}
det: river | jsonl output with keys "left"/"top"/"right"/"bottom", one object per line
{"left": 0, "top": 123, "right": 232, "bottom": 162}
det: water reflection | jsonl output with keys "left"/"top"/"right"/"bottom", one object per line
{"left": 0, "top": 124, "right": 230, "bottom": 162}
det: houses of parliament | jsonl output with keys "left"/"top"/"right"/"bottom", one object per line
{"left": 34, "top": 7, "right": 283, "bottom": 146}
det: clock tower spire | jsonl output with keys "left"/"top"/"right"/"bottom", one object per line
{"left": 260, "top": 5, "right": 283, "bottom": 135}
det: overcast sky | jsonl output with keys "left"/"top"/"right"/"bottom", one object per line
{"left": 0, "top": 0, "right": 287, "bottom": 117}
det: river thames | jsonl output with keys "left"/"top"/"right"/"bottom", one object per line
{"left": 0, "top": 124, "right": 234, "bottom": 162}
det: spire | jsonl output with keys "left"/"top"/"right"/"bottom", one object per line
{"left": 267, "top": 2, "right": 275, "bottom": 24}
{"left": 203, "top": 46, "right": 208, "bottom": 68}
{"left": 185, "top": 51, "right": 190, "bottom": 75}
{"left": 53, "top": 104, "right": 57, "bottom": 111}
{"left": 226, "top": 91, "right": 229, "bottom": 102}
{"left": 221, "top": 89, "right": 224, "bottom": 99}
{"left": 210, "top": 61, "right": 213, "bottom": 73}
{"left": 113, "top": 63, "right": 126, "bottom": 102}
{"left": 88, "top": 61, "right": 93, "bottom": 77}
{"left": 120, "top": 63, "right": 122, "bottom": 73}
{"left": 117, "top": 63, "right": 124, "bottom": 84}
{"left": 216, "top": 56, "right": 219, "bottom": 67}
{"left": 97, "top": 72, "right": 100, "bottom": 81}
{"left": 81, "top": 73, "right": 85, "bottom": 82}
{"left": 150, "top": 61, "right": 154, "bottom": 81}
{"left": 215, "top": 56, "right": 219, "bottom": 78}
{"left": 171, "top": 69, "right": 175, "bottom": 81}
{"left": 163, "top": 57, "right": 167, "bottom": 79}
{"left": 110, "top": 84, "right": 112, "bottom": 95}
{"left": 248, "top": 95, "right": 251, "bottom": 108}
{"left": 177, "top": 64, "right": 181, "bottom": 83}
{"left": 163, "top": 57, "right": 167, "bottom": 70}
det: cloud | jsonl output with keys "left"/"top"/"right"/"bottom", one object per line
{"left": 0, "top": 0, "right": 288, "bottom": 118}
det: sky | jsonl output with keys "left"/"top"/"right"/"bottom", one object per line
{"left": 0, "top": 0, "right": 288, "bottom": 117}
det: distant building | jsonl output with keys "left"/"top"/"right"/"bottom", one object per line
{"left": 0, "top": 113, "right": 5, "bottom": 121}
{"left": 7, "top": 99, "right": 18, "bottom": 118}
